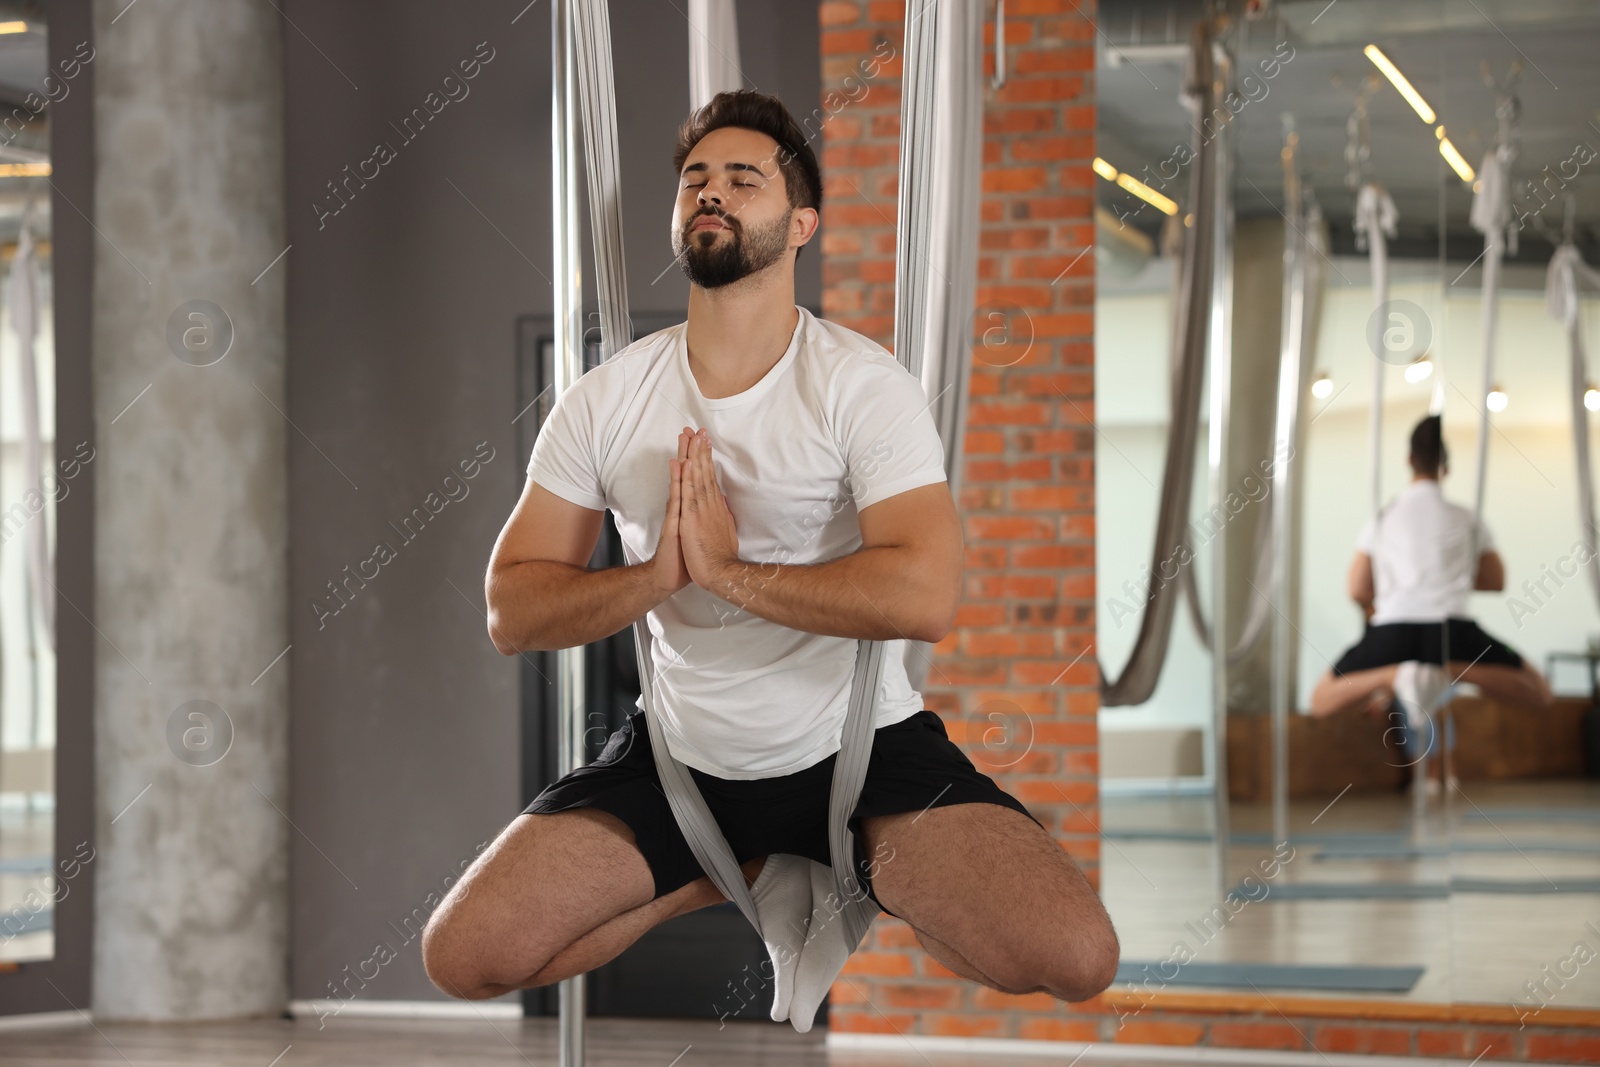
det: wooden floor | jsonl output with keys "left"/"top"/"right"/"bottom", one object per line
{"left": 0, "top": 1014, "right": 1182, "bottom": 1066}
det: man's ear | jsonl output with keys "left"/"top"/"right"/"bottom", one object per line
{"left": 790, "top": 205, "right": 819, "bottom": 250}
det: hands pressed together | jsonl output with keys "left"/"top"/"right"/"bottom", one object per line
{"left": 652, "top": 426, "right": 741, "bottom": 597}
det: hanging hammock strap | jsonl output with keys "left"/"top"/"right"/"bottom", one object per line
{"left": 1547, "top": 244, "right": 1600, "bottom": 613}
{"left": 629, "top": 618, "right": 888, "bottom": 941}
{"left": 1466, "top": 145, "right": 1515, "bottom": 558}
{"left": 687, "top": 0, "right": 741, "bottom": 109}
{"left": 1354, "top": 182, "right": 1397, "bottom": 517}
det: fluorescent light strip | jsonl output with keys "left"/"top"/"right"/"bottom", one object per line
{"left": 0, "top": 21, "right": 27, "bottom": 34}
{"left": 1437, "top": 133, "right": 1474, "bottom": 182}
{"left": 1114, "top": 172, "right": 1178, "bottom": 215}
{"left": 1363, "top": 44, "right": 1435, "bottom": 124}
{"left": 1092, "top": 156, "right": 1178, "bottom": 216}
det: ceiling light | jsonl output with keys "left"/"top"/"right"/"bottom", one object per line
{"left": 1114, "top": 172, "right": 1178, "bottom": 216}
{"left": 1404, "top": 356, "right": 1433, "bottom": 384}
{"left": 0, "top": 21, "right": 27, "bottom": 34}
{"left": 0, "top": 163, "right": 49, "bottom": 177}
{"left": 1311, "top": 372, "right": 1334, "bottom": 399}
{"left": 1093, "top": 155, "right": 1177, "bottom": 217}
{"left": 1364, "top": 45, "right": 1436, "bottom": 124}
{"left": 1437, "top": 129, "right": 1475, "bottom": 183}
{"left": 1585, "top": 383, "right": 1599, "bottom": 412}
{"left": 1486, "top": 384, "right": 1508, "bottom": 413}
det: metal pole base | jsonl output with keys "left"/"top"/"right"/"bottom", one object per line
{"left": 559, "top": 974, "right": 585, "bottom": 1066}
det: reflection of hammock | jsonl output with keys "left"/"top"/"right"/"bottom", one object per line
{"left": 6, "top": 213, "right": 55, "bottom": 654}
{"left": 1096, "top": 25, "right": 1216, "bottom": 707}
{"left": 1097, "top": 21, "right": 1294, "bottom": 704}
{"left": 1547, "top": 242, "right": 1600, "bottom": 611}
{"left": 1169, "top": 201, "right": 1275, "bottom": 670}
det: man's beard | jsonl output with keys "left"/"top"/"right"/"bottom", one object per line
{"left": 675, "top": 206, "right": 793, "bottom": 289}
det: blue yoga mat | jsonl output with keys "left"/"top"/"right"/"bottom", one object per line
{"left": 1115, "top": 960, "right": 1424, "bottom": 993}
{"left": 1233, "top": 881, "right": 1449, "bottom": 901}
{"left": 1465, "top": 808, "right": 1600, "bottom": 824}
{"left": 1101, "top": 828, "right": 1214, "bottom": 842}
{"left": 1314, "top": 841, "right": 1600, "bottom": 861}
{"left": 1453, "top": 877, "right": 1600, "bottom": 895}
{"left": 1238, "top": 878, "right": 1600, "bottom": 900}
{"left": 1104, "top": 829, "right": 1412, "bottom": 846}
{"left": 0, "top": 907, "right": 52, "bottom": 936}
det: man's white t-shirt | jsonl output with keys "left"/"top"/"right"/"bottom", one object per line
{"left": 526, "top": 305, "right": 948, "bottom": 779}
{"left": 1355, "top": 478, "right": 1494, "bottom": 625}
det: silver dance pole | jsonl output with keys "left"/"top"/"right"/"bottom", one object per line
{"left": 1270, "top": 120, "right": 1304, "bottom": 853}
{"left": 552, "top": 0, "right": 586, "bottom": 1061}
{"left": 1206, "top": 30, "right": 1235, "bottom": 901}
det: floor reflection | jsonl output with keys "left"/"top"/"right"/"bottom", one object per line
{"left": 0, "top": 804, "right": 55, "bottom": 964}
{"left": 1100, "top": 778, "right": 1600, "bottom": 1007}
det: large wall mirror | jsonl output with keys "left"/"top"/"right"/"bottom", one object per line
{"left": 0, "top": 6, "right": 60, "bottom": 967}
{"left": 1095, "top": 0, "right": 1600, "bottom": 1011}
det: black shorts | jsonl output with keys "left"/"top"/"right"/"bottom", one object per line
{"left": 1331, "top": 616, "right": 1524, "bottom": 676}
{"left": 520, "top": 708, "right": 1044, "bottom": 918}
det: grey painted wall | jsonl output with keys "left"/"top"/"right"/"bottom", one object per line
{"left": 283, "top": 1, "right": 821, "bottom": 1004}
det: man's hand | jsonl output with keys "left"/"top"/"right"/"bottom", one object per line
{"left": 650, "top": 429, "right": 695, "bottom": 597}
{"left": 680, "top": 428, "right": 742, "bottom": 592}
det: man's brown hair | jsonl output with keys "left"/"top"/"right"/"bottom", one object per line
{"left": 672, "top": 89, "right": 823, "bottom": 262}
{"left": 1409, "top": 414, "right": 1447, "bottom": 476}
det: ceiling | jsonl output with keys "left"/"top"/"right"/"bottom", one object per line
{"left": 1096, "top": 0, "right": 1600, "bottom": 265}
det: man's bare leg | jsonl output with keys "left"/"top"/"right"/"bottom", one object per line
{"left": 910, "top": 926, "right": 1007, "bottom": 988}
{"left": 523, "top": 852, "right": 769, "bottom": 991}
{"left": 1450, "top": 660, "right": 1554, "bottom": 710}
{"left": 860, "top": 803, "right": 1119, "bottom": 1001}
{"left": 423, "top": 807, "right": 765, "bottom": 1000}
{"left": 1309, "top": 664, "right": 1398, "bottom": 718}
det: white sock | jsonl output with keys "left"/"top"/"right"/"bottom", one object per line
{"left": 788, "top": 859, "right": 871, "bottom": 1034}
{"left": 1394, "top": 661, "right": 1448, "bottom": 749}
{"left": 748, "top": 853, "right": 813, "bottom": 1023}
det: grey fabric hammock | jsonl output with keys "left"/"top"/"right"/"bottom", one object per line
{"left": 562, "top": 0, "right": 983, "bottom": 1035}
{"left": 1098, "top": 25, "right": 1218, "bottom": 706}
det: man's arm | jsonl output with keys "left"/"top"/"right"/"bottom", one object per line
{"left": 1347, "top": 550, "right": 1375, "bottom": 619}
{"left": 1474, "top": 549, "right": 1506, "bottom": 591}
{"left": 486, "top": 476, "right": 671, "bottom": 654}
{"left": 706, "top": 481, "right": 963, "bottom": 644}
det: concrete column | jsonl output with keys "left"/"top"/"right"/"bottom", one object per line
{"left": 1225, "top": 218, "right": 1285, "bottom": 714}
{"left": 91, "top": 0, "right": 288, "bottom": 1019}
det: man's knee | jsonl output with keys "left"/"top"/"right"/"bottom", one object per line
{"left": 989, "top": 904, "right": 1121, "bottom": 1002}
{"left": 1042, "top": 913, "right": 1121, "bottom": 1002}
{"left": 421, "top": 906, "right": 492, "bottom": 999}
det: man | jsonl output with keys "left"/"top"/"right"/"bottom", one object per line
{"left": 421, "top": 90, "right": 1119, "bottom": 1022}
{"left": 1309, "top": 415, "right": 1552, "bottom": 782}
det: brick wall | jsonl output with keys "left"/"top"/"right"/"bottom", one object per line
{"left": 817, "top": 0, "right": 1101, "bottom": 1041}
{"left": 814, "top": 1, "right": 1600, "bottom": 1061}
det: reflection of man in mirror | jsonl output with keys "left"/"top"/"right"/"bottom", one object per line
{"left": 1309, "top": 415, "right": 1553, "bottom": 787}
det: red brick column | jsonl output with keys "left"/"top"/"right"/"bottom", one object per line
{"left": 818, "top": 0, "right": 1101, "bottom": 1040}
